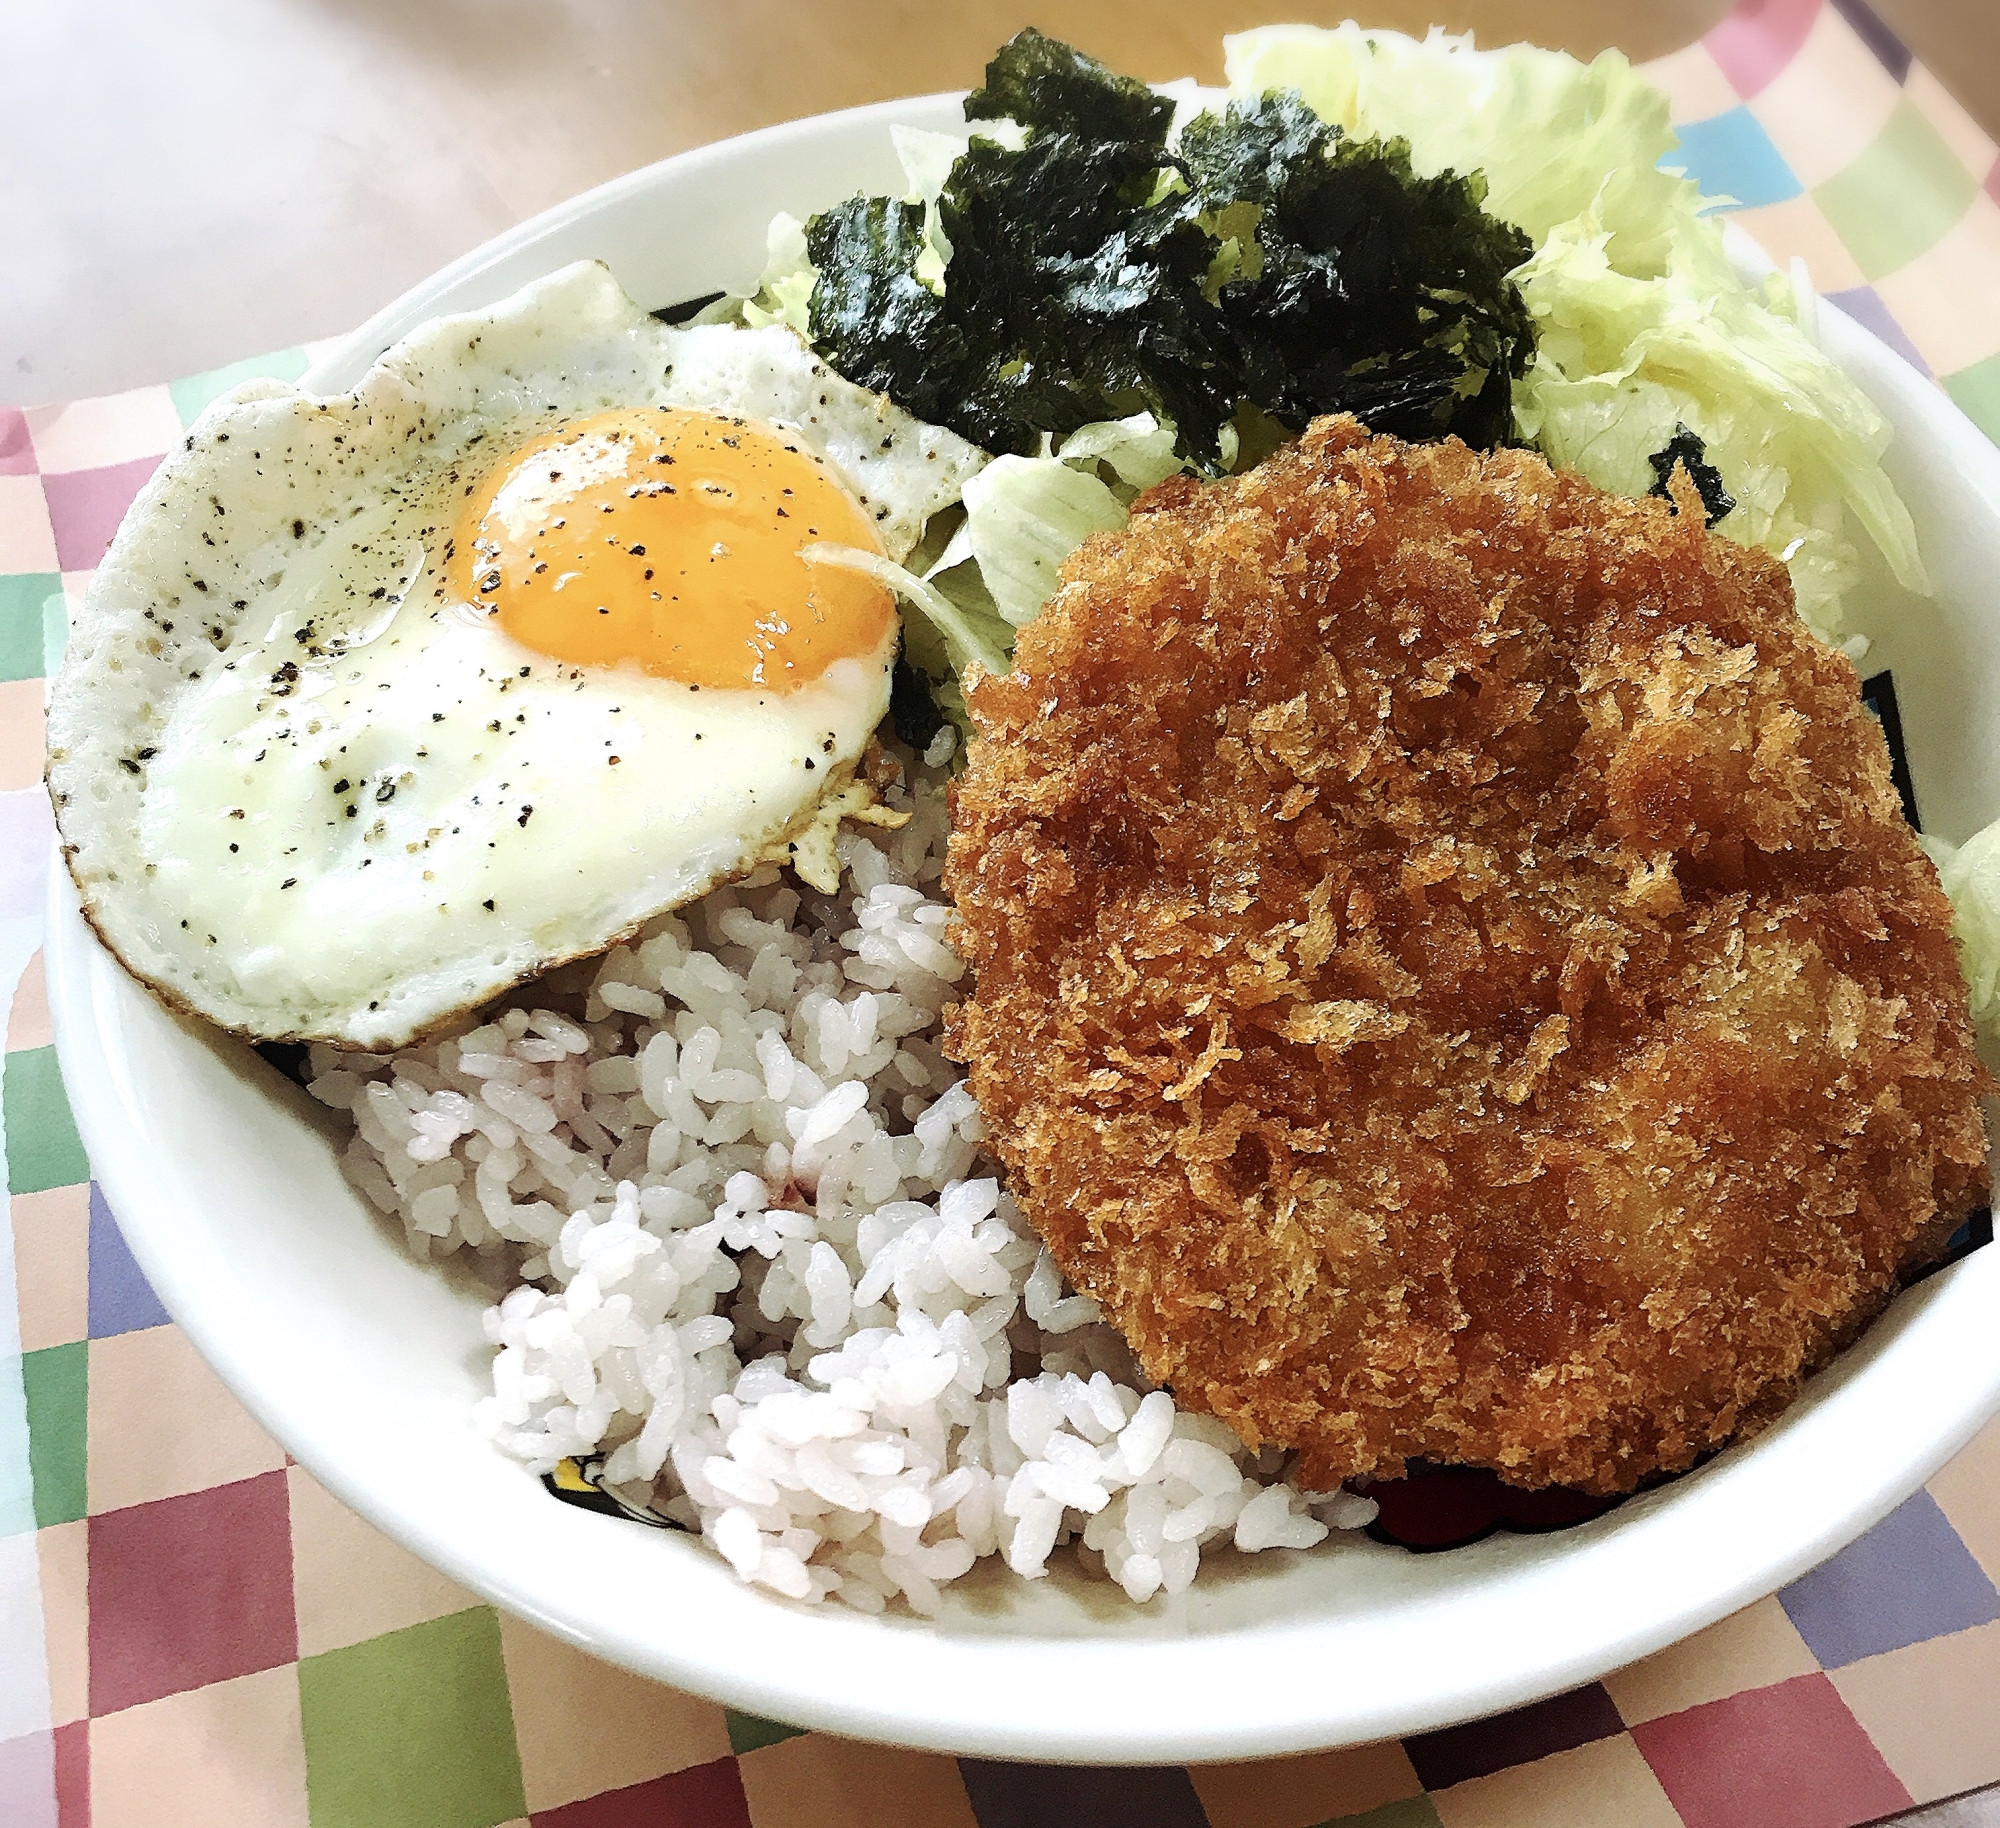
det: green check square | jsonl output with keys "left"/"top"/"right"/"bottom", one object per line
{"left": 5, "top": 1046, "right": 89, "bottom": 1196}
{"left": 23, "top": 1341, "right": 87, "bottom": 1527}
{"left": 43, "top": 583, "right": 68, "bottom": 677}
{"left": 0, "top": 572, "right": 60, "bottom": 684}
{"left": 170, "top": 348, "right": 310, "bottom": 431}
{"left": 1945, "top": 354, "right": 2000, "bottom": 446}
{"left": 1813, "top": 97, "right": 1981, "bottom": 281}
{"left": 299, "top": 1607, "right": 525, "bottom": 1828}
{"left": 726, "top": 1708, "right": 808, "bottom": 1755}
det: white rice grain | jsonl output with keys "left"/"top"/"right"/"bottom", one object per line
{"left": 310, "top": 756, "right": 1376, "bottom": 1613}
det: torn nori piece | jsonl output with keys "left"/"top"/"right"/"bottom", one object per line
{"left": 1862, "top": 669, "right": 1923, "bottom": 832}
{"left": 1905, "top": 1207, "right": 1992, "bottom": 1287}
{"left": 1181, "top": 93, "right": 1533, "bottom": 450}
{"left": 964, "top": 24, "right": 1173, "bottom": 144}
{"left": 805, "top": 29, "right": 1536, "bottom": 467}
{"left": 253, "top": 1039, "right": 312, "bottom": 1086}
{"left": 1647, "top": 423, "right": 1736, "bottom": 525}
{"left": 890, "top": 652, "right": 947, "bottom": 751}
{"left": 651, "top": 290, "right": 726, "bottom": 326}
{"left": 806, "top": 197, "right": 975, "bottom": 438}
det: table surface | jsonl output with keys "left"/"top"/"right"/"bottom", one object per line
{"left": 7, "top": 4, "right": 2000, "bottom": 1827}
{"left": 1, "top": 0, "right": 1994, "bottom": 407}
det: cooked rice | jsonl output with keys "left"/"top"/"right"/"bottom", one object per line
{"left": 308, "top": 750, "right": 1375, "bottom": 1612}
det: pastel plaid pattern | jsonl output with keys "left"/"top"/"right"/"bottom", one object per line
{"left": 1644, "top": 0, "right": 2000, "bottom": 433}
{"left": 6, "top": 2, "right": 2000, "bottom": 1821}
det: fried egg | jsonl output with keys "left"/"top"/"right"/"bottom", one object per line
{"left": 47, "top": 261, "right": 986, "bottom": 1050}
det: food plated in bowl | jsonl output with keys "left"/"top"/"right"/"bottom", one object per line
{"left": 43, "top": 25, "right": 2000, "bottom": 1760}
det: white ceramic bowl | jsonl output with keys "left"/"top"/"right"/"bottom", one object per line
{"left": 47, "top": 92, "right": 2000, "bottom": 1764}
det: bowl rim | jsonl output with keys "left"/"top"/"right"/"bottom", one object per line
{"left": 47, "top": 88, "right": 2000, "bottom": 1764}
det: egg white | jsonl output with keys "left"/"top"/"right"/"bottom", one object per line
{"left": 47, "top": 261, "right": 987, "bottom": 1049}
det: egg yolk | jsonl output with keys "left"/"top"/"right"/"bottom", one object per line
{"left": 452, "top": 407, "right": 894, "bottom": 690}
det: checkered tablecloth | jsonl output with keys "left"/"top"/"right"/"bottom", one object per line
{"left": 6, "top": 2, "right": 2000, "bottom": 1823}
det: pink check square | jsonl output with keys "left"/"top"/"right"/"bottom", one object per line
{"left": 0, "top": 411, "right": 35, "bottom": 477}
{"left": 41, "top": 458, "right": 162, "bottom": 572}
{"left": 87, "top": 1469, "right": 298, "bottom": 1716}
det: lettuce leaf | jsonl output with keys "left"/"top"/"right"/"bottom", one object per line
{"left": 959, "top": 455, "right": 1129, "bottom": 627}
{"left": 804, "top": 539, "right": 1010, "bottom": 683}
{"left": 1052, "top": 411, "right": 1184, "bottom": 491}
{"left": 891, "top": 125, "right": 968, "bottom": 292}
{"left": 741, "top": 213, "right": 816, "bottom": 336}
{"left": 913, "top": 413, "right": 1187, "bottom": 710}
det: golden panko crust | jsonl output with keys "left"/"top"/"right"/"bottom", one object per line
{"left": 944, "top": 417, "right": 1991, "bottom": 1496}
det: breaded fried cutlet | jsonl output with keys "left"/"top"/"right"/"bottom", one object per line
{"left": 944, "top": 416, "right": 1992, "bottom": 1497}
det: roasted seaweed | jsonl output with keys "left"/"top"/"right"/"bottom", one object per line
{"left": 804, "top": 29, "right": 1537, "bottom": 466}
{"left": 1182, "top": 93, "right": 1532, "bottom": 450}
{"left": 1647, "top": 423, "right": 1738, "bottom": 525}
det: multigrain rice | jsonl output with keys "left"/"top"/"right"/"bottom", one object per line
{"left": 309, "top": 751, "right": 1375, "bottom": 1612}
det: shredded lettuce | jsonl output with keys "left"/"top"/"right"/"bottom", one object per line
{"left": 1922, "top": 829, "right": 2000, "bottom": 1060}
{"left": 890, "top": 412, "right": 1194, "bottom": 740}
{"left": 1050, "top": 412, "right": 1185, "bottom": 492}
{"left": 741, "top": 213, "right": 815, "bottom": 335}
{"left": 1224, "top": 23, "right": 1927, "bottom": 649}
{"left": 802, "top": 540, "right": 1009, "bottom": 681}
{"left": 1512, "top": 214, "right": 1925, "bottom": 647}
{"left": 939, "top": 412, "right": 1188, "bottom": 621}
{"left": 890, "top": 125, "right": 970, "bottom": 292}
{"left": 959, "top": 458, "right": 1127, "bottom": 627}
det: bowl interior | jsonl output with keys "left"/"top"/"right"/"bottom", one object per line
{"left": 46, "top": 94, "right": 2000, "bottom": 1763}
